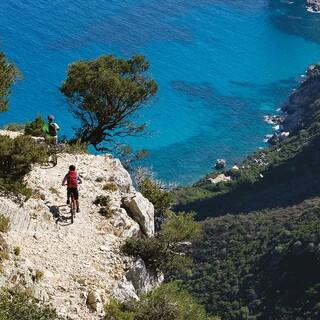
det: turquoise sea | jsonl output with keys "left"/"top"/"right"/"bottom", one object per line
{"left": 1, "top": 0, "right": 320, "bottom": 184}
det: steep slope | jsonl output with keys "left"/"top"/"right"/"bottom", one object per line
{"left": 179, "top": 197, "right": 320, "bottom": 320}
{"left": 0, "top": 152, "right": 156, "bottom": 319}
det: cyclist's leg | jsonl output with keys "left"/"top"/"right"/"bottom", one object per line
{"left": 66, "top": 188, "right": 71, "bottom": 205}
{"left": 73, "top": 188, "right": 80, "bottom": 212}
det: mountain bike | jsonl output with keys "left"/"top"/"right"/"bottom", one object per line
{"left": 69, "top": 190, "right": 76, "bottom": 224}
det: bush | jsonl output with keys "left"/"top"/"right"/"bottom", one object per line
{"left": 3, "top": 123, "right": 25, "bottom": 132}
{"left": 123, "top": 211, "right": 201, "bottom": 275}
{"left": 99, "top": 206, "right": 113, "bottom": 218}
{"left": 24, "top": 116, "right": 45, "bottom": 137}
{"left": 103, "top": 182, "right": 118, "bottom": 192}
{"left": 94, "top": 195, "right": 113, "bottom": 218}
{"left": 138, "top": 177, "right": 174, "bottom": 217}
{"left": 0, "top": 289, "right": 61, "bottom": 320}
{"left": 0, "top": 214, "right": 10, "bottom": 233}
{"left": 0, "top": 135, "right": 48, "bottom": 197}
{"left": 13, "top": 246, "right": 20, "bottom": 256}
{"left": 0, "top": 235, "right": 9, "bottom": 262}
{"left": 93, "top": 195, "right": 111, "bottom": 207}
{"left": 33, "top": 270, "right": 44, "bottom": 282}
{"left": 104, "top": 282, "right": 219, "bottom": 320}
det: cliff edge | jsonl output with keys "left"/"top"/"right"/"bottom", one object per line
{"left": 0, "top": 145, "right": 157, "bottom": 319}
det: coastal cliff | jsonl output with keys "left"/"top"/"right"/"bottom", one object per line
{"left": 0, "top": 143, "right": 158, "bottom": 320}
{"left": 174, "top": 63, "right": 320, "bottom": 217}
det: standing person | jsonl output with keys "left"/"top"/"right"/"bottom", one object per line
{"left": 43, "top": 114, "right": 60, "bottom": 144}
{"left": 62, "top": 165, "right": 82, "bottom": 213}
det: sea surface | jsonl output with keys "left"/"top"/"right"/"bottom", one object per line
{"left": 1, "top": 0, "right": 320, "bottom": 185}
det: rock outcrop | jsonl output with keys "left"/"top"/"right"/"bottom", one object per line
{"left": 0, "top": 150, "right": 158, "bottom": 320}
{"left": 122, "top": 193, "right": 155, "bottom": 237}
{"left": 306, "top": 0, "right": 320, "bottom": 12}
{"left": 281, "top": 65, "right": 320, "bottom": 131}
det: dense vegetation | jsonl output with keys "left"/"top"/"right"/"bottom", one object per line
{"left": 104, "top": 282, "right": 219, "bottom": 320}
{"left": 0, "top": 135, "right": 48, "bottom": 197}
{"left": 178, "top": 197, "right": 320, "bottom": 319}
{"left": 0, "top": 289, "right": 61, "bottom": 320}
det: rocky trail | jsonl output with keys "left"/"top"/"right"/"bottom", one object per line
{"left": 0, "top": 152, "right": 156, "bottom": 319}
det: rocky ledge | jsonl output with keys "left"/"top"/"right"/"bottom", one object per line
{"left": 265, "top": 64, "right": 320, "bottom": 144}
{"left": 306, "top": 0, "right": 320, "bottom": 13}
{"left": 0, "top": 145, "right": 158, "bottom": 320}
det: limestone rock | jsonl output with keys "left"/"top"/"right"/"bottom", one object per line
{"left": 86, "top": 291, "right": 103, "bottom": 313}
{"left": 125, "top": 258, "right": 162, "bottom": 295}
{"left": 306, "top": 0, "right": 320, "bottom": 12}
{"left": 122, "top": 193, "right": 155, "bottom": 237}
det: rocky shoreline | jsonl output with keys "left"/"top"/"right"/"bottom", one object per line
{"left": 306, "top": 0, "right": 320, "bottom": 13}
{"left": 264, "top": 64, "right": 320, "bottom": 145}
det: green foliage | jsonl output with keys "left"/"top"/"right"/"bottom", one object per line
{"left": 103, "top": 182, "right": 118, "bottom": 192}
{"left": 33, "top": 270, "right": 44, "bottom": 282}
{"left": 99, "top": 206, "right": 113, "bottom": 218}
{"left": 174, "top": 114, "right": 320, "bottom": 218}
{"left": 161, "top": 211, "right": 201, "bottom": 243}
{"left": 59, "top": 136, "right": 89, "bottom": 154}
{"left": 178, "top": 197, "right": 320, "bottom": 319}
{"left": 24, "top": 116, "right": 45, "bottom": 137}
{"left": 0, "top": 289, "right": 61, "bottom": 320}
{"left": 93, "top": 195, "right": 111, "bottom": 207}
{"left": 0, "top": 235, "right": 9, "bottom": 262}
{"left": 0, "top": 51, "right": 20, "bottom": 113}
{"left": 0, "top": 135, "right": 48, "bottom": 197}
{"left": 3, "top": 123, "right": 25, "bottom": 132}
{"left": 139, "top": 177, "right": 174, "bottom": 217}
{"left": 94, "top": 195, "right": 113, "bottom": 218}
{"left": 60, "top": 55, "right": 157, "bottom": 151}
{"left": 104, "top": 283, "right": 219, "bottom": 320}
{"left": 123, "top": 211, "right": 201, "bottom": 276}
{"left": 13, "top": 246, "right": 20, "bottom": 256}
{"left": 0, "top": 214, "right": 10, "bottom": 233}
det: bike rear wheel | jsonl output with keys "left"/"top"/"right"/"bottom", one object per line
{"left": 70, "top": 193, "right": 76, "bottom": 223}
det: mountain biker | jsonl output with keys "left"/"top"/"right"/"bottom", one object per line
{"left": 62, "top": 165, "right": 82, "bottom": 213}
{"left": 42, "top": 115, "right": 60, "bottom": 144}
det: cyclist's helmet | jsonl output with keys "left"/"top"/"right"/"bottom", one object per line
{"left": 48, "top": 114, "right": 55, "bottom": 122}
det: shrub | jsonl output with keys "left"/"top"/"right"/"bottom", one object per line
{"left": 24, "top": 116, "right": 45, "bottom": 137}
{"left": 104, "top": 282, "right": 219, "bottom": 320}
{"left": 94, "top": 195, "right": 113, "bottom": 218}
{"left": 103, "top": 183, "right": 118, "bottom": 192}
{"left": 99, "top": 206, "right": 113, "bottom": 218}
{"left": 138, "top": 177, "right": 174, "bottom": 217}
{"left": 3, "top": 123, "right": 25, "bottom": 132}
{"left": 122, "top": 211, "right": 201, "bottom": 275}
{"left": 94, "top": 195, "right": 111, "bottom": 207}
{"left": 0, "top": 288, "right": 61, "bottom": 320}
{"left": 0, "top": 215, "right": 10, "bottom": 233}
{"left": 0, "top": 235, "right": 9, "bottom": 262}
{"left": 0, "top": 135, "right": 48, "bottom": 197}
{"left": 13, "top": 246, "right": 20, "bottom": 256}
{"left": 33, "top": 270, "right": 44, "bottom": 282}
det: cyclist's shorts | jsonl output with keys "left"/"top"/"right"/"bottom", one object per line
{"left": 67, "top": 187, "right": 79, "bottom": 200}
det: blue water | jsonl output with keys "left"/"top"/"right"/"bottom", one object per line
{"left": 1, "top": 0, "right": 320, "bottom": 185}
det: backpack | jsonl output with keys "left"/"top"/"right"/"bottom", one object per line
{"left": 48, "top": 123, "right": 57, "bottom": 136}
{"left": 67, "top": 171, "right": 78, "bottom": 188}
